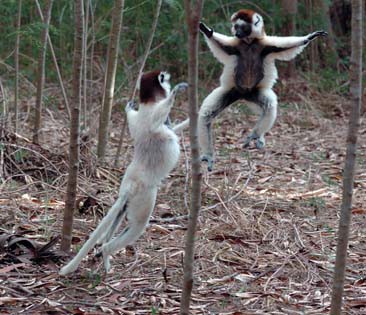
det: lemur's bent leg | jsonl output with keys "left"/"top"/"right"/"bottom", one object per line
{"left": 97, "top": 203, "right": 128, "bottom": 245}
{"left": 243, "top": 88, "right": 277, "bottom": 149}
{"left": 199, "top": 87, "right": 241, "bottom": 171}
{"left": 101, "top": 188, "right": 157, "bottom": 272}
{"left": 59, "top": 194, "right": 128, "bottom": 275}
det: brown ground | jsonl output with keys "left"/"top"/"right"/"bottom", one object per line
{"left": 1, "top": 79, "right": 366, "bottom": 314}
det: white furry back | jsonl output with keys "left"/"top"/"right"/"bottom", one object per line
{"left": 131, "top": 125, "right": 180, "bottom": 185}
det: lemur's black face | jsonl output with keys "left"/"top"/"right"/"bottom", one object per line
{"left": 233, "top": 20, "right": 252, "bottom": 39}
{"left": 231, "top": 9, "right": 264, "bottom": 41}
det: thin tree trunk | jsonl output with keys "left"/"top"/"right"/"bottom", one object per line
{"left": 96, "top": 0, "right": 125, "bottom": 161}
{"left": 281, "top": 0, "right": 297, "bottom": 77}
{"left": 83, "top": 0, "right": 90, "bottom": 130}
{"left": 180, "top": 1, "right": 203, "bottom": 314}
{"left": 0, "top": 78, "right": 8, "bottom": 182}
{"left": 88, "top": 0, "right": 96, "bottom": 127}
{"left": 60, "top": 0, "right": 85, "bottom": 252}
{"left": 0, "top": 78, "right": 8, "bottom": 128}
{"left": 35, "top": 0, "right": 71, "bottom": 119}
{"left": 14, "top": 0, "right": 22, "bottom": 134}
{"left": 113, "top": 0, "right": 162, "bottom": 168}
{"left": 32, "top": 0, "right": 53, "bottom": 144}
{"left": 317, "top": 0, "right": 341, "bottom": 72}
{"left": 330, "top": 1, "right": 363, "bottom": 314}
{"left": 305, "top": 0, "right": 316, "bottom": 71}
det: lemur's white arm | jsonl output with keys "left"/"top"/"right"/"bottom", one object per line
{"left": 204, "top": 33, "right": 239, "bottom": 64}
{"left": 212, "top": 32, "right": 238, "bottom": 46}
{"left": 150, "top": 83, "right": 189, "bottom": 131}
{"left": 125, "top": 101, "right": 139, "bottom": 138}
{"left": 261, "top": 31, "right": 327, "bottom": 61}
{"left": 173, "top": 119, "right": 189, "bottom": 133}
{"left": 201, "top": 22, "right": 239, "bottom": 64}
{"left": 271, "top": 46, "right": 306, "bottom": 61}
{"left": 261, "top": 35, "right": 308, "bottom": 48}
{"left": 150, "top": 99, "right": 173, "bottom": 131}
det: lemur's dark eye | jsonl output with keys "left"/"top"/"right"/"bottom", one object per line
{"left": 160, "top": 74, "right": 164, "bottom": 82}
{"left": 254, "top": 16, "right": 260, "bottom": 26}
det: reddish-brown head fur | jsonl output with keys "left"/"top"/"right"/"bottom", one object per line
{"left": 139, "top": 70, "right": 167, "bottom": 104}
{"left": 231, "top": 9, "right": 256, "bottom": 23}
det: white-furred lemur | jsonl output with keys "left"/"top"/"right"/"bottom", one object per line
{"left": 60, "top": 71, "right": 188, "bottom": 275}
{"left": 199, "top": 9, "right": 327, "bottom": 171}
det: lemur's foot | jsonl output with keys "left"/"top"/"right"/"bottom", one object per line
{"left": 201, "top": 155, "right": 214, "bottom": 171}
{"left": 243, "top": 133, "right": 265, "bottom": 149}
{"left": 125, "top": 100, "right": 137, "bottom": 112}
{"left": 96, "top": 245, "right": 111, "bottom": 273}
{"left": 59, "top": 261, "right": 78, "bottom": 275}
{"left": 243, "top": 133, "right": 257, "bottom": 148}
{"left": 255, "top": 138, "right": 265, "bottom": 149}
{"left": 199, "top": 22, "right": 213, "bottom": 38}
{"left": 103, "top": 253, "right": 111, "bottom": 273}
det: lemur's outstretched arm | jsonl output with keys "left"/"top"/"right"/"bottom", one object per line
{"left": 200, "top": 22, "right": 239, "bottom": 62}
{"left": 262, "top": 31, "right": 327, "bottom": 60}
{"left": 150, "top": 83, "right": 188, "bottom": 130}
{"left": 262, "top": 31, "right": 327, "bottom": 48}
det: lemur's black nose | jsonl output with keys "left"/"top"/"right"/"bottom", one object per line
{"left": 236, "top": 23, "right": 251, "bottom": 38}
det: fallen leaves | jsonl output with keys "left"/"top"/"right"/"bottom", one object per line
{"left": 1, "top": 81, "right": 366, "bottom": 314}
{"left": 0, "top": 232, "right": 66, "bottom": 264}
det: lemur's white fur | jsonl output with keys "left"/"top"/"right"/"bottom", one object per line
{"left": 198, "top": 10, "right": 326, "bottom": 171}
{"left": 60, "top": 72, "right": 188, "bottom": 275}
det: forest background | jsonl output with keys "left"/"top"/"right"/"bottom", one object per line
{"left": 0, "top": 0, "right": 365, "bottom": 314}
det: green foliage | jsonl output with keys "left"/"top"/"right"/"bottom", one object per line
{"left": 0, "top": 0, "right": 362, "bottom": 99}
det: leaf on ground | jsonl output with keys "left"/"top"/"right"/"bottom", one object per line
{"left": 0, "top": 232, "right": 66, "bottom": 264}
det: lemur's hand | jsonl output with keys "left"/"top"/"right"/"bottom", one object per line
{"left": 125, "top": 100, "right": 137, "bottom": 112}
{"left": 199, "top": 22, "right": 213, "bottom": 38}
{"left": 304, "top": 30, "right": 328, "bottom": 44}
{"left": 173, "top": 82, "right": 189, "bottom": 94}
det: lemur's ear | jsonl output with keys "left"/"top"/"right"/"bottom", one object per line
{"left": 230, "top": 12, "right": 237, "bottom": 22}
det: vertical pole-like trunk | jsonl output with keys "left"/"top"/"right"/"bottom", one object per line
{"left": 317, "top": 0, "right": 340, "bottom": 71}
{"left": 35, "top": 0, "right": 71, "bottom": 119}
{"left": 281, "top": 0, "right": 297, "bottom": 77}
{"left": 330, "top": 1, "right": 363, "bottom": 314}
{"left": 14, "top": 0, "right": 22, "bottom": 134}
{"left": 96, "top": 0, "right": 125, "bottom": 161}
{"left": 82, "top": 0, "right": 90, "bottom": 130}
{"left": 60, "top": 0, "right": 85, "bottom": 252}
{"left": 113, "top": 0, "right": 162, "bottom": 168}
{"left": 180, "top": 1, "right": 203, "bottom": 314}
{"left": 32, "top": 0, "right": 53, "bottom": 144}
{"left": 89, "top": 0, "right": 96, "bottom": 121}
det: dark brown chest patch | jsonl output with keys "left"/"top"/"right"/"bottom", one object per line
{"left": 234, "top": 41, "right": 265, "bottom": 92}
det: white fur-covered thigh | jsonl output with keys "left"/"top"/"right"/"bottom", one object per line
{"left": 126, "top": 187, "right": 158, "bottom": 226}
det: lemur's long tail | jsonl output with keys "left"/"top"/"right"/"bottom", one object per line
{"left": 59, "top": 193, "right": 128, "bottom": 275}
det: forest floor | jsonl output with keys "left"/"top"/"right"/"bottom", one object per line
{"left": 1, "top": 78, "right": 366, "bottom": 315}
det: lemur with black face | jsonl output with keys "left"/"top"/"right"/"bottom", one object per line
{"left": 199, "top": 9, "right": 327, "bottom": 171}
{"left": 60, "top": 71, "right": 188, "bottom": 275}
